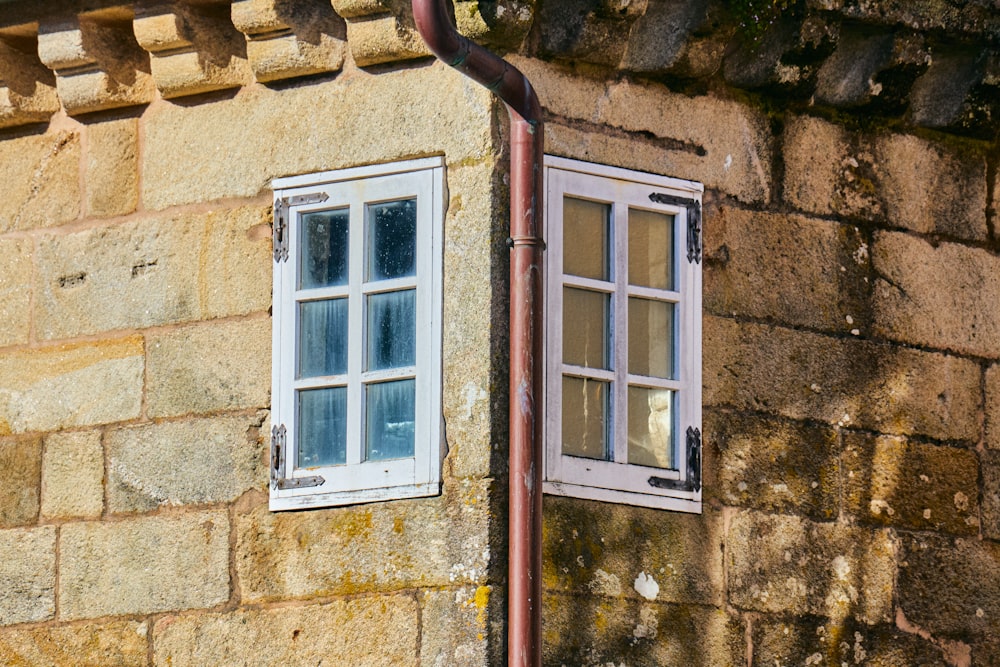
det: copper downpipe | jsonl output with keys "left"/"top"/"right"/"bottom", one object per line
{"left": 410, "top": 2, "right": 544, "bottom": 665}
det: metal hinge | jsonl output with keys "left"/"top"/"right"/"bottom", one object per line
{"left": 646, "top": 425, "right": 702, "bottom": 493}
{"left": 649, "top": 192, "right": 702, "bottom": 264}
{"left": 270, "top": 424, "right": 325, "bottom": 490}
{"left": 272, "top": 192, "right": 330, "bottom": 262}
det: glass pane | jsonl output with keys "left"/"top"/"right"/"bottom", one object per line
{"left": 563, "top": 287, "right": 608, "bottom": 369}
{"left": 298, "top": 299, "right": 348, "bottom": 378}
{"left": 300, "top": 209, "right": 349, "bottom": 289}
{"left": 367, "top": 199, "right": 417, "bottom": 281}
{"left": 297, "top": 386, "right": 347, "bottom": 467}
{"left": 562, "top": 376, "right": 609, "bottom": 461}
{"left": 629, "top": 208, "right": 674, "bottom": 290}
{"left": 366, "top": 290, "right": 415, "bottom": 371}
{"left": 628, "top": 297, "right": 674, "bottom": 379}
{"left": 563, "top": 197, "right": 609, "bottom": 280}
{"left": 366, "top": 379, "right": 416, "bottom": 461}
{"left": 627, "top": 386, "right": 674, "bottom": 469}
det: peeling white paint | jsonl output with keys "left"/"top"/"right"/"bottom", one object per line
{"left": 633, "top": 571, "right": 659, "bottom": 601}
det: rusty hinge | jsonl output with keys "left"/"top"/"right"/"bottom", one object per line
{"left": 273, "top": 192, "right": 330, "bottom": 263}
{"left": 270, "top": 423, "right": 325, "bottom": 490}
{"left": 646, "top": 425, "right": 701, "bottom": 493}
{"left": 648, "top": 192, "right": 702, "bottom": 264}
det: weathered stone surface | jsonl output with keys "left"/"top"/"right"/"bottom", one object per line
{"left": 0, "top": 337, "right": 144, "bottom": 434}
{"left": 814, "top": 29, "right": 894, "bottom": 107}
{"left": 704, "top": 316, "right": 980, "bottom": 442}
{"left": 0, "top": 238, "right": 31, "bottom": 348}
{"left": 41, "top": 430, "right": 103, "bottom": 520}
{"left": 153, "top": 597, "right": 418, "bottom": 666}
{"left": 537, "top": 0, "right": 644, "bottom": 67}
{"left": 908, "top": 49, "right": 985, "bottom": 131}
{"left": 0, "top": 130, "right": 80, "bottom": 233}
{"left": 872, "top": 231, "right": 1000, "bottom": 357}
{"left": 511, "top": 56, "right": 772, "bottom": 204}
{"left": 0, "top": 619, "right": 147, "bottom": 666}
{"left": 623, "top": 0, "right": 725, "bottom": 76}
{"left": 0, "top": 33, "right": 60, "bottom": 129}
{"left": 843, "top": 433, "right": 979, "bottom": 535}
{"left": 0, "top": 526, "right": 55, "bottom": 626}
{"left": 728, "top": 511, "right": 895, "bottom": 624}
{"left": 982, "top": 450, "right": 1000, "bottom": 541}
{"left": 59, "top": 510, "right": 229, "bottom": 619}
{"left": 703, "top": 206, "right": 870, "bottom": 333}
{"left": 705, "top": 411, "right": 839, "bottom": 520}
{"left": 337, "top": 8, "right": 429, "bottom": 67}
{"left": 34, "top": 215, "right": 202, "bottom": 339}
{"left": 752, "top": 616, "right": 944, "bottom": 667}
{"left": 543, "top": 595, "right": 744, "bottom": 667}
{"left": 817, "top": 0, "right": 1000, "bottom": 38}
{"left": 0, "top": 436, "right": 40, "bottom": 527}
{"left": 874, "top": 133, "right": 988, "bottom": 241}
{"left": 141, "top": 62, "right": 492, "bottom": 209}
{"left": 543, "top": 496, "right": 724, "bottom": 606}
{"left": 236, "top": 480, "right": 490, "bottom": 601}
{"left": 146, "top": 318, "right": 270, "bottom": 418}
{"left": 108, "top": 414, "right": 264, "bottom": 512}
{"left": 723, "top": 15, "right": 838, "bottom": 91}
{"left": 898, "top": 532, "right": 1000, "bottom": 637}
{"left": 420, "top": 587, "right": 490, "bottom": 667}
{"left": 201, "top": 205, "right": 273, "bottom": 319}
{"left": 85, "top": 116, "right": 139, "bottom": 217}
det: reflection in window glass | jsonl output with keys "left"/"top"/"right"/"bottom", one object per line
{"left": 300, "top": 210, "right": 349, "bottom": 289}
{"left": 298, "top": 299, "right": 348, "bottom": 378}
{"left": 366, "top": 379, "right": 416, "bottom": 461}
{"left": 563, "top": 197, "right": 610, "bottom": 280}
{"left": 562, "top": 376, "right": 609, "bottom": 461}
{"left": 367, "top": 199, "right": 416, "bottom": 281}
{"left": 628, "top": 209, "right": 673, "bottom": 290}
{"left": 627, "top": 386, "right": 673, "bottom": 469}
{"left": 298, "top": 386, "right": 347, "bottom": 467}
{"left": 628, "top": 297, "right": 674, "bottom": 379}
{"left": 366, "top": 290, "right": 415, "bottom": 371}
{"left": 563, "top": 287, "right": 609, "bottom": 370}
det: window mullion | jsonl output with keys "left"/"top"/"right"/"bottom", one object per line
{"left": 346, "top": 198, "right": 365, "bottom": 466}
{"left": 612, "top": 201, "right": 629, "bottom": 465}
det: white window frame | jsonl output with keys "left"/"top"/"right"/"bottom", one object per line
{"left": 270, "top": 157, "right": 445, "bottom": 511}
{"left": 543, "top": 156, "right": 702, "bottom": 513}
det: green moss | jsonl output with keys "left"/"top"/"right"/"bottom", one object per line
{"left": 724, "top": 0, "right": 805, "bottom": 42}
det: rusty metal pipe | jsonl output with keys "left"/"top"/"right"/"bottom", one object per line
{"left": 411, "top": 2, "right": 544, "bottom": 665}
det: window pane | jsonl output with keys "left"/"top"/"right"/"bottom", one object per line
{"left": 627, "top": 386, "right": 674, "bottom": 469}
{"left": 367, "top": 199, "right": 417, "bottom": 280}
{"left": 563, "top": 287, "right": 609, "bottom": 369}
{"left": 366, "top": 379, "right": 415, "bottom": 461}
{"left": 628, "top": 297, "right": 674, "bottom": 379}
{"left": 563, "top": 197, "right": 609, "bottom": 280}
{"left": 628, "top": 208, "right": 674, "bottom": 290}
{"left": 298, "top": 299, "right": 348, "bottom": 378}
{"left": 300, "top": 210, "right": 349, "bottom": 289}
{"left": 562, "top": 376, "right": 609, "bottom": 461}
{"left": 366, "top": 290, "right": 415, "bottom": 371}
{"left": 298, "top": 387, "right": 347, "bottom": 467}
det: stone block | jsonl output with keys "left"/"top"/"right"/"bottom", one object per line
{"left": 843, "top": 432, "right": 979, "bottom": 535}
{"left": 141, "top": 62, "right": 492, "bottom": 209}
{"left": 59, "top": 510, "right": 229, "bottom": 619}
{"left": 510, "top": 56, "right": 772, "bottom": 204}
{"left": 982, "top": 450, "right": 1000, "bottom": 541}
{"left": 874, "top": 132, "right": 988, "bottom": 241}
{"left": 814, "top": 29, "right": 894, "bottom": 107}
{"left": 41, "top": 430, "right": 104, "bottom": 520}
{"left": 235, "top": 479, "right": 490, "bottom": 602}
{"left": 0, "top": 237, "right": 31, "bottom": 347}
{"left": 107, "top": 413, "right": 264, "bottom": 512}
{"left": 0, "top": 130, "right": 80, "bottom": 233}
{"left": 38, "top": 9, "right": 156, "bottom": 115}
{"left": 0, "top": 337, "right": 143, "bottom": 434}
{"left": 783, "top": 114, "right": 883, "bottom": 220}
{"left": 342, "top": 13, "right": 429, "bottom": 67}
{"left": 537, "top": 0, "right": 644, "bottom": 67}
{"left": 543, "top": 594, "right": 744, "bottom": 667}
{"left": 153, "top": 597, "right": 418, "bottom": 666}
{"left": 705, "top": 410, "right": 839, "bottom": 520}
{"left": 623, "top": 0, "right": 728, "bottom": 77}
{"left": 0, "top": 32, "right": 60, "bottom": 129}
{"left": 727, "top": 511, "right": 895, "bottom": 624}
{"left": 542, "top": 496, "right": 724, "bottom": 606}
{"left": 898, "top": 533, "right": 1000, "bottom": 637}
{"left": 200, "top": 205, "right": 273, "bottom": 319}
{"left": 0, "top": 619, "right": 147, "bottom": 666}
{"left": 0, "top": 526, "right": 55, "bottom": 626}
{"left": 85, "top": 116, "right": 139, "bottom": 218}
{"left": 704, "top": 316, "right": 980, "bottom": 442}
{"left": 908, "top": 49, "right": 986, "bottom": 131}
{"left": 872, "top": 231, "right": 1000, "bottom": 357}
{"left": 232, "top": 0, "right": 347, "bottom": 83}
{"left": 0, "top": 436, "right": 40, "bottom": 527}
{"left": 420, "top": 587, "right": 490, "bottom": 667}
{"left": 703, "top": 206, "right": 870, "bottom": 333}
{"left": 34, "top": 214, "right": 203, "bottom": 339}
{"left": 146, "top": 318, "right": 270, "bottom": 418}
{"left": 723, "top": 15, "right": 838, "bottom": 91}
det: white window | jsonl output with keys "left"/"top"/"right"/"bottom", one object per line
{"left": 270, "top": 157, "right": 444, "bottom": 510}
{"left": 543, "top": 156, "right": 702, "bottom": 512}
